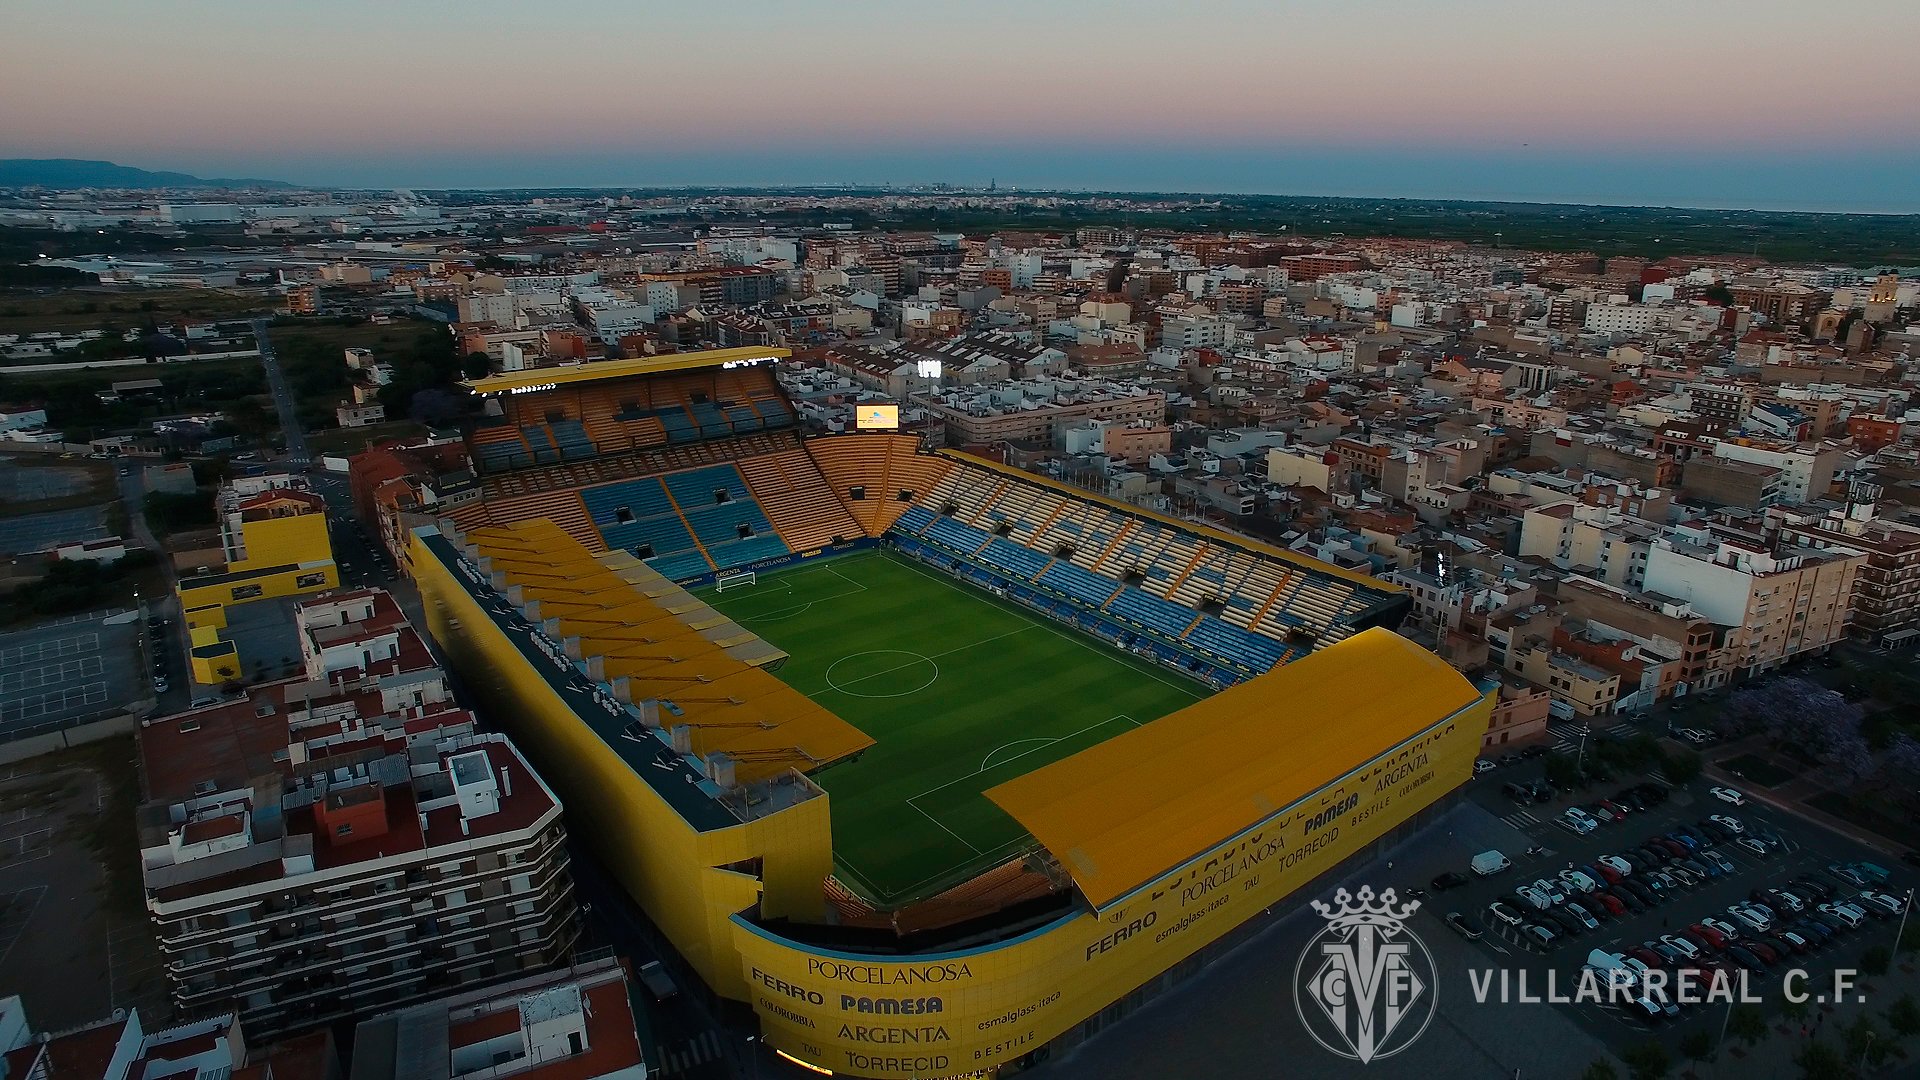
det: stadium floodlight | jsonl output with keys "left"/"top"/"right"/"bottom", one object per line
{"left": 914, "top": 358, "right": 943, "bottom": 380}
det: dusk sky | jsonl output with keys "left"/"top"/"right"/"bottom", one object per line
{"left": 5, "top": 0, "right": 1918, "bottom": 211}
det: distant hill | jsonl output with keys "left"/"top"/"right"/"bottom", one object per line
{"left": 0, "top": 158, "right": 296, "bottom": 190}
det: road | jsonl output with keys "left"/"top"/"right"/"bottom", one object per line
{"left": 114, "top": 462, "right": 188, "bottom": 713}
{"left": 251, "top": 319, "right": 309, "bottom": 469}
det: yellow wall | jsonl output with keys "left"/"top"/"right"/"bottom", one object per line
{"left": 730, "top": 695, "right": 1489, "bottom": 1077}
{"left": 411, "top": 531, "right": 836, "bottom": 1000}
{"left": 176, "top": 562, "right": 338, "bottom": 612}
{"left": 231, "top": 512, "right": 333, "bottom": 573}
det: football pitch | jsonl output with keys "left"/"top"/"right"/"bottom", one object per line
{"left": 699, "top": 549, "right": 1206, "bottom": 906}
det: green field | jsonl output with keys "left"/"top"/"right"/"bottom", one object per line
{"left": 700, "top": 549, "right": 1205, "bottom": 906}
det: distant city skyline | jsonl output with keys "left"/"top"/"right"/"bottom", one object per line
{"left": 4, "top": 0, "right": 1918, "bottom": 213}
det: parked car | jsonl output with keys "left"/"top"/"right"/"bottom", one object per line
{"left": 1681, "top": 924, "right": 1725, "bottom": 951}
{"left": 1735, "top": 837, "right": 1770, "bottom": 858}
{"left": 1727, "top": 905, "right": 1772, "bottom": 933}
{"left": 1559, "top": 870, "right": 1600, "bottom": 894}
{"left": 1489, "top": 901, "right": 1525, "bottom": 926}
{"left": 1432, "top": 871, "right": 1469, "bottom": 891}
{"left": 1817, "top": 903, "right": 1866, "bottom": 929}
{"left": 1446, "top": 911, "right": 1482, "bottom": 940}
{"left": 1725, "top": 946, "right": 1768, "bottom": 973}
{"left": 1517, "top": 886, "right": 1554, "bottom": 910}
{"left": 1858, "top": 890, "right": 1908, "bottom": 917}
{"left": 1709, "top": 786, "right": 1747, "bottom": 806}
{"left": 1700, "top": 916, "right": 1742, "bottom": 942}
{"left": 1597, "top": 855, "right": 1633, "bottom": 876}
{"left": 1474, "top": 759, "right": 1496, "bottom": 775}
{"left": 1849, "top": 892, "right": 1900, "bottom": 919}
{"left": 1658, "top": 934, "right": 1701, "bottom": 960}
{"left": 1708, "top": 814, "right": 1746, "bottom": 835}
{"left": 1523, "top": 924, "right": 1557, "bottom": 948}
{"left": 1566, "top": 901, "right": 1602, "bottom": 928}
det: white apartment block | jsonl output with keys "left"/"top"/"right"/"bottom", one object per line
{"left": 137, "top": 589, "right": 577, "bottom": 1037}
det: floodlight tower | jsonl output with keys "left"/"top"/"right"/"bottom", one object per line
{"left": 914, "top": 358, "right": 943, "bottom": 448}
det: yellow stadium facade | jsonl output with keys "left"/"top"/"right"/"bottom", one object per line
{"left": 411, "top": 519, "right": 1492, "bottom": 1079}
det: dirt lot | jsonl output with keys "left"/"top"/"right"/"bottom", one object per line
{"left": 0, "top": 737, "right": 168, "bottom": 1029}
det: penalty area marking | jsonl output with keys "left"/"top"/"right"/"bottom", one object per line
{"left": 972, "top": 713, "right": 1140, "bottom": 774}
{"left": 707, "top": 558, "right": 875, "bottom": 625}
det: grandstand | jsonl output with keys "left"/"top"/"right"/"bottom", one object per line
{"left": 455, "top": 351, "right": 1406, "bottom": 690}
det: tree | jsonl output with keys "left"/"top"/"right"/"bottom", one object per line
{"left": 1900, "top": 921, "right": 1920, "bottom": 955}
{"left": 1844, "top": 1015, "right": 1889, "bottom": 1069}
{"left": 1621, "top": 1041, "right": 1670, "bottom": 1080}
{"left": 1887, "top": 993, "right": 1920, "bottom": 1039}
{"left": 1721, "top": 678, "right": 1871, "bottom": 782}
{"left": 1704, "top": 283, "right": 1735, "bottom": 307}
{"left": 1662, "top": 747, "right": 1703, "bottom": 785}
{"left": 1679, "top": 1029, "right": 1714, "bottom": 1062}
{"left": 462, "top": 350, "right": 493, "bottom": 380}
{"left": 1794, "top": 1040, "right": 1848, "bottom": 1080}
{"left": 1863, "top": 944, "right": 1891, "bottom": 976}
{"left": 1580, "top": 1060, "right": 1620, "bottom": 1080}
{"left": 1728, "top": 1004, "right": 1769, "bottom": 1046}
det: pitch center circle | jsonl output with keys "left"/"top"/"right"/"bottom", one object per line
{"left": 825, "top": 650, "right": 938, "bottom": 698}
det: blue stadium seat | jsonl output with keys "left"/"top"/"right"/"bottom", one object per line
{"left": 581, "top": 478, "right": 674, "bottom": 524}
{"left": 665, "top": 465, "right": 751, "bottom": 507}
{"left": 980, "top": 538, "right": 1049, "bottom": 580}
{"left": 1038, "top": 561, "right": 1122, "bottom": 607}
{"left": 645, "top": 549, "right": 713, "bottom": 581}
{"left": 1106, "top": 587, "right": 1199, "bottom": 638}
{"left": 705, "top": 534, "right": 791, "bottom": 570}
{"left": 893, "top": 505, "right": 936, "bottom": 535}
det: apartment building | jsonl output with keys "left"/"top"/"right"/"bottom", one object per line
{"left": 0, "top": 1001, "right": 336, "bottom": 1080}
{"left": 1778, "top": 498, "right": 1920, "bottom": 645}
{"left": 921, "top": 378, "right": 1165, "bottom": 445}
{"left": 1556, "top": 575, "right": 1726, "bottom": 696}
{"left": 350, "top": 954, "right": 646, "bottom": 1080}
{"left": 1517, "top": 502, "right": 1656, "bottom": 588}
{"left": 1508, "top": 641, "right": 1622, "bottom": 716}
{"left": 1641, "top": 530, "right": 1859, "bottom": 676}
{"left": 136, "top": 589, "right": 577, "bottom": 1037}
{"left": 1482, "top": 675, "right": 1553, "bottom": 747}
{"left": 636, "top": 265, "right": 782, "bottom": 308}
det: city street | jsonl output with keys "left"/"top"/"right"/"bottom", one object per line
{"left": 252, "top": 318, "right": 310, "bottom": 469}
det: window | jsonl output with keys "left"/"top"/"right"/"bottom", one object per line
{"left": 232, "top": 584, "right": 264, "bottom": 601}
{"left": 635, "top": 544, "right": 654, "bottom": 559}
{"left": 614, "top": 506, "right": 634, "bottom": 524}
{"left": 896, "top": 489, "right": 913, "bottom": 502}
{"left": 336, "top": 823, "right": 352, "bottom": 837}
{"left": 296, "top": 572, "right": 327, "bottom": 589}
{"left": 849, "top": 485, "right": 867, "bottom": 501}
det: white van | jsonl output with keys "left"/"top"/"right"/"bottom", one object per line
{"left": 1471, "top": 851, "right": 1511, "bottom": 876}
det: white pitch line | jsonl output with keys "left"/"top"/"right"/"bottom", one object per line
{"left": 888, "top": 553, "right": 1209, "bottom": 700}
{"left": 913, "top": 801, "right": 982, "bottom": 854}
{"left": 820, "top": 625, "right": 1034, "bottom": 695}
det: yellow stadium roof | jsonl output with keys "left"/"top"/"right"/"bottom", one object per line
{"left": 463, "top": 346, "right": 792, "bottom": 395}
{"left": 985, "top": 628, "right": 1485, "bottom": 910}
{"left": 462, "top": 518, "right": 872, "bottom": 781}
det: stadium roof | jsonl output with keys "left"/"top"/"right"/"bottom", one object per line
{"left": 452, "top": 519, "right": 872, "bottom": 782}
{"left": 937, "top": 450, "right": 1399, "bottom": 593}
{"left": 463, "top": 346, "right": 793, "bottom": 395}
{"left": 985, "top": 628, "right": 1486, "bottom": 911}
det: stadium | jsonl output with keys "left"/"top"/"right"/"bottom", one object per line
{"left": 407, "top": 347, "right": 1495, "bottom": 1078}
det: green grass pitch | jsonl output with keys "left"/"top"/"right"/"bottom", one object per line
{"left": 699, "top": 549, "right": 1206, "bottom": 906}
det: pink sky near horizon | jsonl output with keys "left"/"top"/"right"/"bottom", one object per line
{"left": 5, "top": 0, "right": 1917, "bottom": 167}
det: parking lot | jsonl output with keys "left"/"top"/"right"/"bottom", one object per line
{"left": 0, "top": 613, "right": 145, "bottom": 740}
{"left": 1444, "top": 753, "right": 1914, "bottom": 1049}
{"left": 0, "top": 506, "right": 110, "bottom": 556}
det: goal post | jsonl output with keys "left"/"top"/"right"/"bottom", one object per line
{"left": 715, "top": 570, "right": 757, "bottom": 591}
